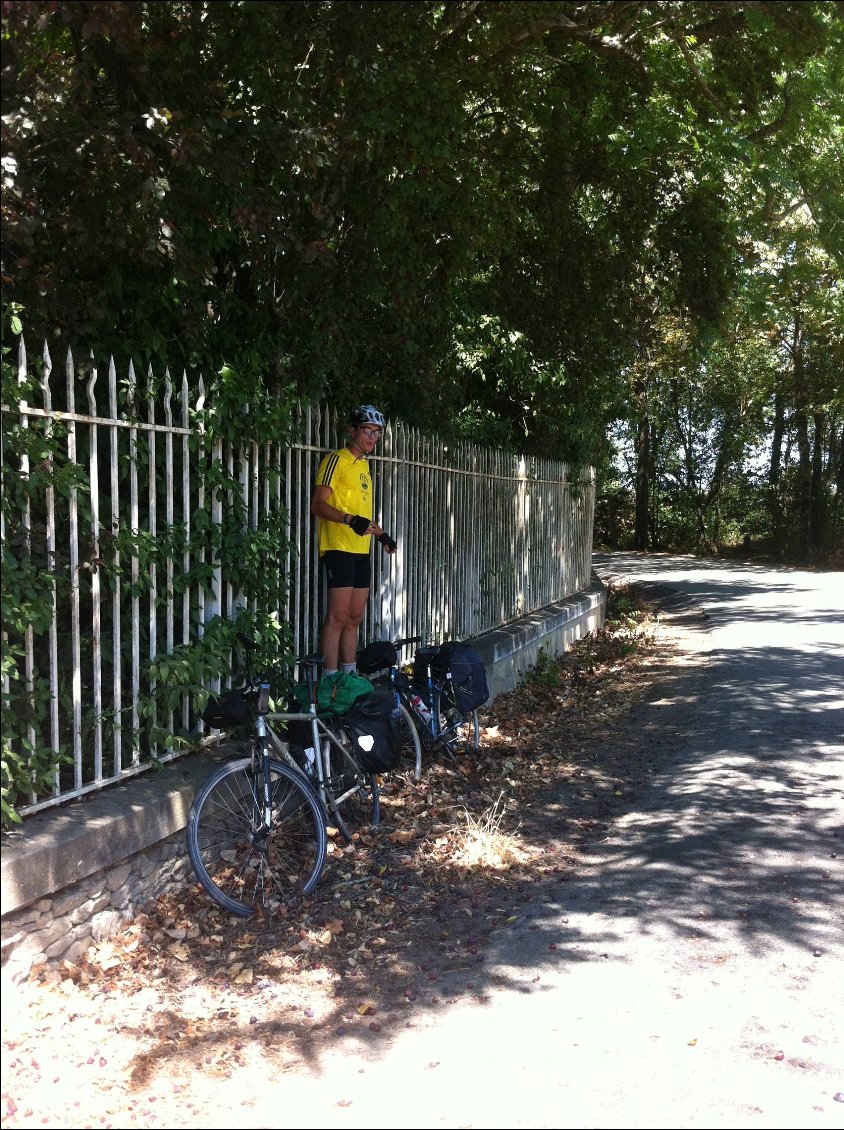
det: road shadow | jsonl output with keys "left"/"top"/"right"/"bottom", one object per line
{"left": 119, "top": 579, "right": 843, "bottom": 1085}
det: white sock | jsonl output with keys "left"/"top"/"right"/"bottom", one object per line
{"left": 342, "top": 663, "right": 357, "bottom": 675}
{"left": 323, "top": 668, "right": 338, "bottom": 677}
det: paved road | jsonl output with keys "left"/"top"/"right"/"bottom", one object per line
{"left": 250, "top": 553, "right": 844, "bottom": 1129}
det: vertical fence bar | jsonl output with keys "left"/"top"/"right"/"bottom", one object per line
{"left": 251, "top": 439, "right": 260, "bottom": 531}
{"left": 181, "top": 372, "right": 191, "bottom": 730}
{"left": 163, "top": 369, "right": 175, "bottom": 669}
{"left": 108, "top": 357, "right": 122, "bottom": 774}
{"left": 146, "top": 366, "right": 158, "bottom": 743}
{"left": 41, "top": 344, "right": 60, "bottom": 792}
{"left": 210, "top": 424, "right": 223, "bottom": 676}
{"left": 65, "top": 348, "right": 83, "bottom": 786}
{"left": 412, "top": 429, "right": 423, "bottom": 637}
{"left": 0, "top": 374, "right": 7, "bottom": 762}
{"left": 396, "top": 425, "right": 406, "bottom": 636}
{"left": 128, "top": 360, "right": 140, "bottom": 765}
{"left": 16, "top": 338, "right": 37, "bottom": 800}
{"left": 238, "top": 435, "right": 250, "bottom": 614}
{"left": 196, "top": 378, "right": 207, "bottom": 645}
{"left": 0, "top": 375, "right": 6, "bottom": 742}
{"left": 86, "top": 360, "right": 103, "bottom": 782}
{"left": 283, "top": 427, "right": 294, "bottom": 648}
{"left": 225, "top": 441, "right": 236, "bottom": 619}
{"left": 275, "top": 437, "right": 285, "bottom": 624}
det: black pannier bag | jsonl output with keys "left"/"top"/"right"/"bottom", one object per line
{"left": 411, "top": 646, "right": 440, "bottom": 691}
{"left": 357, "top": 639, "right": 398, "bottom": 675}
{"left": 433, "top": 641, "right": 490, "bottom": 712}
{"left": 342, "top": 689, "right": 402, "bottom": 773}
{"left": 201, "top": 688, "right": 251, "bottom": 729}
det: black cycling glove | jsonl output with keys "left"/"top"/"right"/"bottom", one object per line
{"left": 348, "top": 514, "right": 371, "bottom": 536}
{"left": 378, "top": 531, "right": 397, "bottom": 552}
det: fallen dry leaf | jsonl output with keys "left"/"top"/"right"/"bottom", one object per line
{"left": 389, "top": 828, "right": 416, "bottom": 843}
{"left": 4, "top": 583, "right": 677, "bottom": 1130}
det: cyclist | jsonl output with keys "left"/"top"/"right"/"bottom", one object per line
{"left": 310, "top": 404, "right": 397, "bottom": 678}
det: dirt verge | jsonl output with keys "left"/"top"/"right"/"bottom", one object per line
{"left": 2, "top": 584, "right": 706, "bottom": 1129}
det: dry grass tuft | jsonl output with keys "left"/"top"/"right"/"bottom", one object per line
{"left": 450, "top": 792, "right": 530, "bottom": 870}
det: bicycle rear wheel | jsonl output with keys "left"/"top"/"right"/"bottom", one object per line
{"left": 370, "top": 676, "right": 423, "bottom": 780}
{"left": 395, "top": 700, "right": 423, "bottom": 780}
{"left": 187, "top": 755, "right": 327, "bottom": 918}
{"left": 321, "top": 722, "right": 381, "bottom": 842}
{"left": 433, "top": 683, "right": 480, "bottom": 758}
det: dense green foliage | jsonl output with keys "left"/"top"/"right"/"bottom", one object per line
{"left": 4, "top": 1, "right": 841, "bottom": 466}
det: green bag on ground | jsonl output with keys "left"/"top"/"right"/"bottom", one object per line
{"left": 291, "top": 671, "right": 375, "bottom": 716}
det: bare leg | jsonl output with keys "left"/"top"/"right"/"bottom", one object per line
{"left": 338, "top": 587, "right": 370, "bottom": 665}
{"left": 320, "top": 586, "right": 353, "bottom": 670}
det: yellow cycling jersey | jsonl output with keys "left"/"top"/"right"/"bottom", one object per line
{"left": 314, "top": 446, "right": 373, "bottom": 555}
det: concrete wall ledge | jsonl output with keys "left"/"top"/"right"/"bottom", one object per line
{"left": 1, "top": 754, "right": 221, "bottom": 918}
{"left": 472, "top": 572, "right": 607, "bottom": 702}
{"left": 1, "top": 574, "right": 606, "bottom": 921}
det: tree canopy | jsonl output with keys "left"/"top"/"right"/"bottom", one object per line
{"left": 3, "top": 1, "right": 842, "bottom": 487}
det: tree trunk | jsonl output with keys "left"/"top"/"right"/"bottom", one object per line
{"left": 633, "top": 400, "right": 650, "bottom": 551}
{"left": 794, "top": 407, "right": 812, "bottom": 557}
{"left": 810, "top": 412, "right": 826, "bottom": 552}
{"left": 768, "top": 387, "right": 785, "bottom": 553}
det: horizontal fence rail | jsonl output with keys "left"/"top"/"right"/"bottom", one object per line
{"left": 1, "top": 339, "right": 594, "bottom": 816}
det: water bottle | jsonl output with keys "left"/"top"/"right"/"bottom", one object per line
{"left": 410, "top": 692, "right": 432, "bottom": 724}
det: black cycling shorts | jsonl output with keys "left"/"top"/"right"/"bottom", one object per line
{"left": 322, "top": 550, "right": 371, "bottom": 590}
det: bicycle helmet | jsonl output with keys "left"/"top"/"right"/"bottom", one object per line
{"left": 349, "top": 404, "right": 386, "bottom": 429}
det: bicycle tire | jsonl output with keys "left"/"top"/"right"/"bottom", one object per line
{"left": 370, "top": 677, "right": 423, "bottom": 780}
{"left": 433, "top": 682, "right": 480, "bottom": 758}
{"left": 396, "top": 700, "right": 423, "bottom": 780}
{"left": 186, "top": 755, "right": 327, "bottom": 918}
{"left": 321, "top": 720, "right": 381, "bottom": 842}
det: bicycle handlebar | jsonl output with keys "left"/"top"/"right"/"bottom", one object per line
{"left": 393, "top": 635, "right": 423, "bottom": 652}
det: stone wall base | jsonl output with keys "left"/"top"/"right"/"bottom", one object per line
{"left": 1, "top": 829, "right": 193, "bottom": 987}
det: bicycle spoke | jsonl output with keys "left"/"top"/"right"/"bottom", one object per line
{"left": 433, "top": 686, "right": 480, "bottom": 757}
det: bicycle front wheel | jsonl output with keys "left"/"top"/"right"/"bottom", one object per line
{"left": 187, "top": 756, "right": 327, "bottom": 918}
{"left": 433, "top": 684, "right": 480, "bottom": 758}
{"left": 322, "top": 722, "right": 381, "bottom": 842}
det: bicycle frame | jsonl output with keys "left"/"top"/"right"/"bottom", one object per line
{"left": 249, "top": 657, "right": 377, "bottom": 829}
{"left": 389, "top": 639, "right": 472, "bottom": 752}
{"left": 379, "top": 637, "right": 441, "bottom": 743}
{"left": 264, "top": 705, "right": 363, "bottom": 810}
{"left": 407, "top": 659, "right": 456, "bottom": 747}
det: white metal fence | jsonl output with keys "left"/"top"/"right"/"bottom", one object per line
{"left": 1, "top": 338, "right": 594, "bottom": 816}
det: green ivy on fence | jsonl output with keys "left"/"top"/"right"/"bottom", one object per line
{"left": 1, "top": 342, "right": 298, "bottom": 828}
